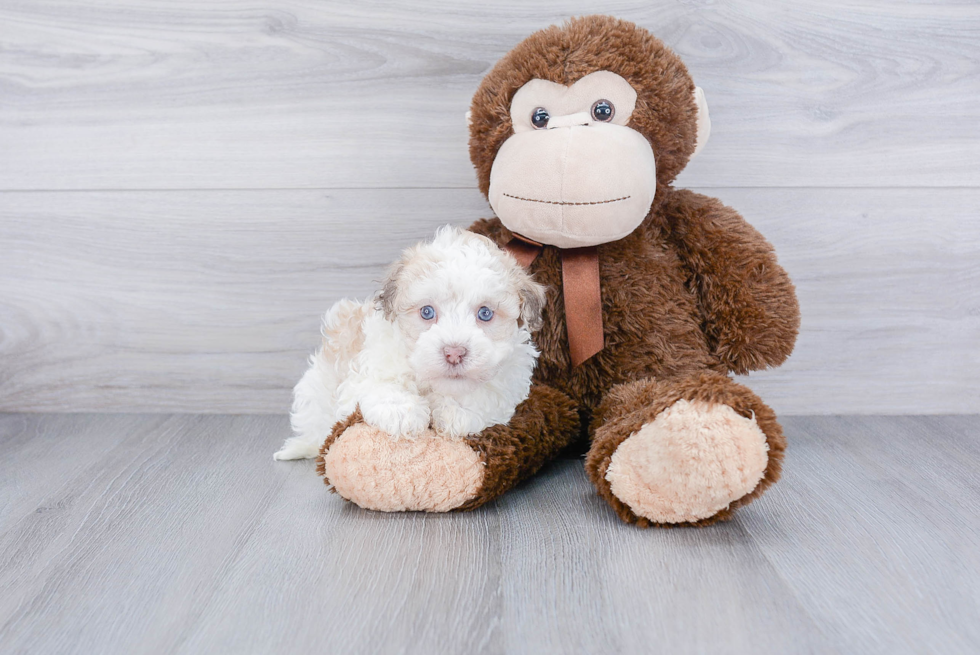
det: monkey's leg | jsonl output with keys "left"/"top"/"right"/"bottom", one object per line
{"left": 585, "top": 371, "right": 785, "bottom": 527}
{"left": 317, "top": 384, "right": 580, "bottom": 512}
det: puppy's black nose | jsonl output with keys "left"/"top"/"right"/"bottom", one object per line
{"left": 444, "top": 345, "right": 467, "bottom": 365}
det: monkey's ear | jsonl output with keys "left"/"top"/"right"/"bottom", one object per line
{"left": 376, "top": 262, "right": 403, "bottom": 321}
{"left": 691, "top": 86, "right": 711, "bottom": 158}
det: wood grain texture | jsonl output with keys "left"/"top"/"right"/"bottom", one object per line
{"left": 2, "top": 187, "right": 977, "bottom": 414}
{"left": 494, "top": 463, "right": 824, "bottom": 654}
{"left": 0, "top": 0, "right": 978, "bottom": 189}
{"left": 1, "top": 1, "right": 977, "bottom": 414}
{"left": 744, "top": 415, "right": 980, "bottom": 653}
{"left": 0, "top": 413, "right": 978, "bottom": 654}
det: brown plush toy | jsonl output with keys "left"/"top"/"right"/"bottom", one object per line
{"left": 317, "top": 15, "right": 800, "bottom": 527}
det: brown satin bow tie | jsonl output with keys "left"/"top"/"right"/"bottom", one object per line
{"left": 504, "top": 235, "right": 604, "bottom": 367}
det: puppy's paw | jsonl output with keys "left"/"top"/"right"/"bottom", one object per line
{"left": 362, "top": 396, "right": 431, "bottom": 437}
{"left": 432, "top": 403, "right": 488, "bottom": 438}
{"left": 273, "top": 436, "right": 322, "bottom": 461}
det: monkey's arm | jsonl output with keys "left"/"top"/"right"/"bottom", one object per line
{"left": 456, "top": 382, "right": 580, "bottom": 510}
{"left": 317, "top": 383, "right": 580, "bottom": 512}
{"left": 662, "top": 189, "right": 800, "bottom": 374}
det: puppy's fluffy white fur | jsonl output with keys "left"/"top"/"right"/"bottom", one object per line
{"left": 275, "top": 226, "right": 546, "bottom": 460}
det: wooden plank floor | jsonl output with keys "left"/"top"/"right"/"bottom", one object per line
{"left": 0, "top": 415, "right": 977, "bottom": 654}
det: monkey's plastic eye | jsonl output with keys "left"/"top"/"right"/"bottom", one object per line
{"left": 420, "top": 305, "right": 436, "bottom": 320}
{"left": 477, "top": 306, "right": 494, "bottom": 322}
{"left": 531, "top": 107, "right": 550, "bottom": 129}
{"left": 591, "top": 99, "right": 615, "bottom": 122}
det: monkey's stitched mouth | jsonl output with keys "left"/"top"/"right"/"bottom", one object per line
{"left": 502, "top": 193, "right": 630, "bottom": 206}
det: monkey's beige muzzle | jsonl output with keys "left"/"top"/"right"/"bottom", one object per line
{"left": 488, "top": 120, "right": 657, "bottom": 249}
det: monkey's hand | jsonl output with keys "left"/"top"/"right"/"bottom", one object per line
{"left": 663, "top": 190, "right": 800, "bottom": 374}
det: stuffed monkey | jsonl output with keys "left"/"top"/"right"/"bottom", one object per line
{"left": 318, "top": 15, "right": 799, "bottom": 526}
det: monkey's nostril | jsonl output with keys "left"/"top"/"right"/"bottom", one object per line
{"left": 444, "top": 345, "right": 468, "bottom": 365}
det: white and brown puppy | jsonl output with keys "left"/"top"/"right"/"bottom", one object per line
{"left": 274, "top": 226, "right": 546, "bottom": 461}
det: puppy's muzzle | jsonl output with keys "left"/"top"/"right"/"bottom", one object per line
{"left": 443, "top": 345, "right": 467, "bottom": 366}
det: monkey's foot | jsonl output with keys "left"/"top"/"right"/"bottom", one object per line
{"left": 608, "top": 400, "right": 768, "bottom": 524}
{"left": 586, "top": 372, "right": 785, "bottom": 526}
{"left": 318, "top": 422, "right": 484, "bottom": 512}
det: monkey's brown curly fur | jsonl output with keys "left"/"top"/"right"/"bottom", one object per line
{"left": 315, "top": 408, "right": 362, "bottom": 488}
{"left": 456, "top": 384, "right": 581, "bottom": 510}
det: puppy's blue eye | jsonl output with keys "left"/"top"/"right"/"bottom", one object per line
{"left": 420, "top": 305, "right": 436, "bottom": 320}
{"left": 477, "top": 306, "right": 494, "bottom": 322}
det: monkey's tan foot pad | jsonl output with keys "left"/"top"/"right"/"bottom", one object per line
{"left": 320, "top": 423, "right": 485, "bottom": 512}
{"left": 605, "top": 399, "right": 769, "bottom": 524}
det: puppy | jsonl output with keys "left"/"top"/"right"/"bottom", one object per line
{"left": 274, "top": 226, "right": 546, "bottom": 460}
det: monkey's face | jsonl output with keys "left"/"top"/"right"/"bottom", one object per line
{"left": 470, "top": 17, "right": 712, "bottom": 250}
{"left": 488, "top": 71, "right": 659, "bottom": 249}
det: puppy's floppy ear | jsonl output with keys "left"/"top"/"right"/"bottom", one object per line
{"left": 516, "top": 271, "right": 547, "bottom": 332}
{"left": 376, "top": 261, "right": 403, "bottom": 321}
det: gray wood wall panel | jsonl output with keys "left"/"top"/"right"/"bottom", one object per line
{"left": 1, "top": 188, "right": 977, "bottom": 414}
{"left": 0, "top": 1, "right": 977, "bottom": 189}
{"left": 1, "top": 1, "right": 977, "bottom": 413}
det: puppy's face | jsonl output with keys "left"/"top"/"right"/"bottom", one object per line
{"left": 378, "top": 227, "right": 545, "bottom": 394}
